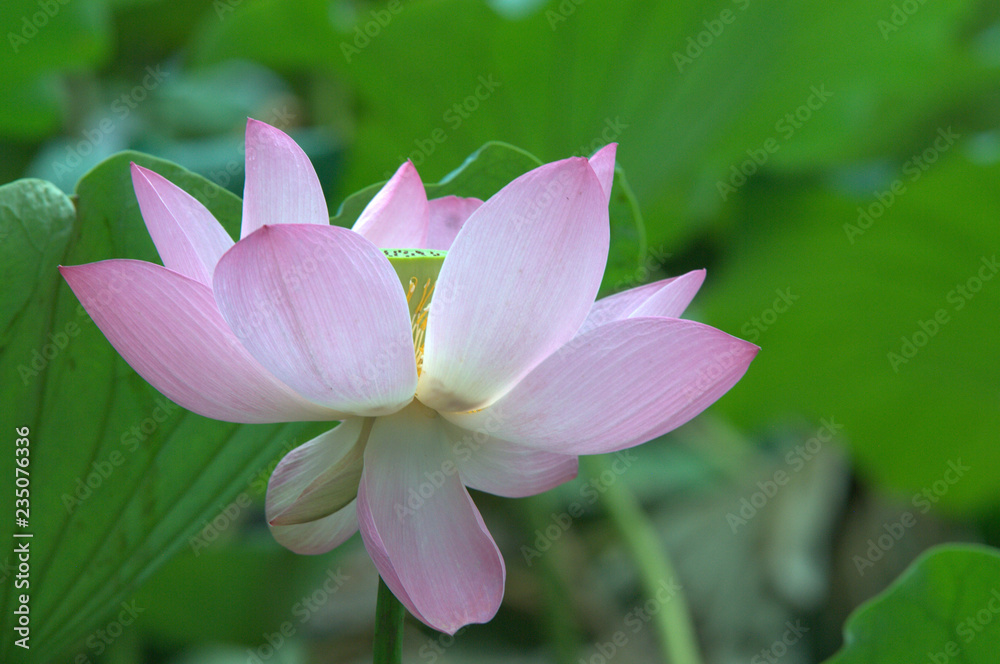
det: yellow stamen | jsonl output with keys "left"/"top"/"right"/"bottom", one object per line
{"left": 406, "top": 276, "right": 435, "bottom": 376}
{"left": 383, "top": 249, "right": 446, "bottom": 378}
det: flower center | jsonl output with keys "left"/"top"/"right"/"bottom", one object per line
{"left": 383, "top": 249, "right": 446, "bottom": 377}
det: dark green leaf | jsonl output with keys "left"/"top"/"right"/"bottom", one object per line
{"left": 0, "top": 156, "right": 326, "bottom": 662}
{"left": 825, "top": 545, "right": 1000, "bottom": 664}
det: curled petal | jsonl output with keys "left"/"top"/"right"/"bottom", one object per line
{"left": 59, "top": 260, "right": 339, "bottom": 423}
{"left": 419, "top": 157, "right": 609, "bottom": 412}
{"left": 241, "top": 118, "right": 329, "bottom": 238}
{"left": 352, "top": 161, "right": 429, "bottom": 249}
{"left": 357, "top": 404, "right": 505, "bottom": 634}
{"left": 445, "top": 318, "right": 759, "bottom": 455}
{"left": 267, "top": 419, "right": 369, "bottom": 526}
{"left": 130, "top": 164, "right": 233, "bottom": 284}
{"left": 213, "top": 224, "right": 417, "bottom": 416}
{"left": 270, "top": 499, "right": 359, "bottom": 555}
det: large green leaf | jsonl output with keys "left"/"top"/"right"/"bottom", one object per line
{"left": 189, "top": 0, "right": 998, "bottom": 250}
{"left": 825, "top": 545, "right": 1000, "bottom": 663}
{"left": 699, "top": 146, "right": 1000, "bottom": 509}
{"left": 0, "top": 156, "right": 327, "bottom": 663}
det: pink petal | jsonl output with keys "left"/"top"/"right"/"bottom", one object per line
{"left": 269, "top": 499, "right": 358, "bottom": 555}
{"left": 351, "top": 161, "right": 429, "bottom": 249}
{"left": 59, "top": 260, "right": 340, "bottom": 423}
{"left": 630, "top": 269, "right": 706, "bottom": 318}
{"left": 267, "top": 419, "right": 369, "bottom": 526}
{"left": 357, "top": 404, "right": 505, "bottom": 634}
{"left": 213, "top": 224, "right": 417, "bottom": 417}
{"left": 443, "top": 421, "right": 578, "bottom": 497}
{"left": 418, "top": 157, "right": 609, "bottom": 412}
{"left": 588, "top": 143, "right": 617, "bottom": 203}
{"left": 241, "top": 118, "right": 329, "bottom": 239}
{"left": 444, "top": 318, "right": 758, "bottom": 455}
{"left": 578, "top": 281, "right": 665, "bottom": 336}
{"left": 131, "top": 164, "right": 234, "bottom": 285}
{"left": 578, "top": 270, "right": 706, "bottom": 336}
{"left": 425, "top": 196, "right": 483, "bottom": 250}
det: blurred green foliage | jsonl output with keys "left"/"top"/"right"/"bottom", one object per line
{"left": 1, "top": 0, "right": 999, "bottom": 661}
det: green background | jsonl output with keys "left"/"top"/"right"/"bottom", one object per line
{"left": 1, "top": 0, "right": 998, "bottom": 662}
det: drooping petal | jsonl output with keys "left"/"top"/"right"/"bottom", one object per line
{"left": 241, "top": 118, "right": 329, "bottom": 238}
{"left": 59, "top": 260, "right": 340, "bottom": 423}
{"left": 213, "top": 224, "right": 417, "bottom": 417}
{"left": 418, "top": 157, "right": 609, "bottom": 412}
{"left": 267, "top": 419, "right": 369, "bottom": 526}
{"left": 588, "top": 143, "right": 617, "bottom": 203}
{"left": 351, "top": 161, "right": 429, "bottom": 249}
{"left": 425, "top": 196, "right": 483, "bottom": 250}
{"left": 444, "top": 318, "right": 759, "bottom": 455}
{"left": 443, "top": 421, "right": 578, "bottom": 498}
{"left": 357, "top": 403, "right": 505, "bottom": 634}
{"left": 578, "top": 270, "right": 706, "bottom": 336}
{"left": 269, "top": 499, "right": 359, "bottom": 555}
{"left": 130, "top": 164, "right": 234, "bottom": 284}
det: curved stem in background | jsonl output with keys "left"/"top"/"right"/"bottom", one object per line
{"left": 373, "top": 576, "right": 405, "bottom": 664}
{"left": 581, "top": 455, "right": 704, "bottom": 664}
{"left": 521, "top": 493, "right": 585, "bottom": 663}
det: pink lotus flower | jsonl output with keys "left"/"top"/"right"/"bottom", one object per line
{"left": 60, "top": 119, "right": 757, "bottom": 634}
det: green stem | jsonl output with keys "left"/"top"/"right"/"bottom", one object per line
{"left": 522, "top": 494, "right": 584, "bottom": 663}
{"left": 581, "top": 456, "right": 704, "bottom": 664}
{"left": 373, "top": 577, "right": 405, "bottom": 664}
